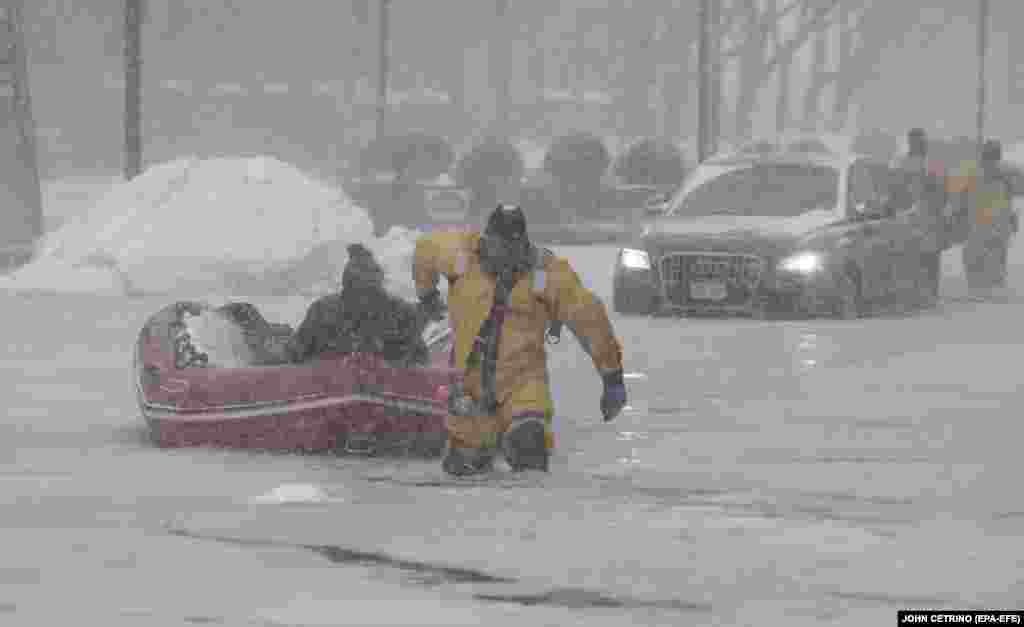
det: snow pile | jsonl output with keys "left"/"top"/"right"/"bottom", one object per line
{"left": 1004, "top": 142, "right": 1024, "bottom": 168}
{"left": 247, "top": 483, "right": 342, "bottom": 505}
{"left": 994, "top": 141, "right": 1024, "bottom": 193}
{"left": 181, "top": 309, "right": 256, "bottom": 369}
{"left": 1, "top": 156, "right": 423, "bottom": 298}
{"left": 364, "top": 225, "right": 422, "bottom": 299}
{"left": 515, "top": 138, "right": 548, "bottom": 173}
{"left": 42, "top": 175, "right": 121, "bottom": 233}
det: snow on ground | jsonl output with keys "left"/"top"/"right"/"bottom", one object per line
{"left": 515, "top": 137, "right": 548, "bottom": 173}
{"left": 3, "top": 171, "right": 1024, "bottom": 624}
{"left": 1005, "top": 142, "right": 1024, "bottom": 167}
{"left": 3, "top": 157, "right": 420, "bottom": 311}
{"left": 41, "top": 175, "right": 122, "bottom": 233}
{"left": 2, "top": 235, "right": 1023, "bottom": 625}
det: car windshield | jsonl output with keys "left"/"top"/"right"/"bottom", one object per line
{"left": 670, "top": 163, "right": 840, "bottom": 218}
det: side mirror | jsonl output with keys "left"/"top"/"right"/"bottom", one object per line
{"left": 643, "top": 192, "right": 671, "bottom": 216}
{"left": 855, "top": 200, "right": 887, "bottom": 220}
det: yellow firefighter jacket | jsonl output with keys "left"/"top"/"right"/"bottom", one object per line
{"left": 947, "top": 160, "right": 1015, "bottom": 239}
{"left": 413, "top": 229, "right": 623, "bottom": 404}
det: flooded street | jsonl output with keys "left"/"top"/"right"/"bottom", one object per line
{"left": 1, "top": 244, "right": 1022, "bottom": 626}
{"left": 4, "top": 1, "right": 1024, "bottom": 623}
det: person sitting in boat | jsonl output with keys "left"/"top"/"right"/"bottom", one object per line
{"left": 285, "top": 243, "right": 430, "bottom": 365}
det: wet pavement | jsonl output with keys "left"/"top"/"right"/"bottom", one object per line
{"left": 1, "top": 244, "right": 1023, "bottom": 625}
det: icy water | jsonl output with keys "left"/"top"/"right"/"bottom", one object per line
{"left": 2, "top": 245, "right": 1023, "bottom": 626}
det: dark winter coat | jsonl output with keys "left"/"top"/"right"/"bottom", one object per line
{"left": 891, "top": 153, "right": 950, "bottom": 251}
{"left": 286, "top": 287, "right": 429, "bottom": 366}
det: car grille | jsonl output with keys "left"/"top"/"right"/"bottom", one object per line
{"left": 658, "top": 253, "right": 763, "bottom": 309}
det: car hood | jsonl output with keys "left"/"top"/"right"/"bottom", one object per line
{"left": 642, "top": 210, "right": 837, "bottom": 253}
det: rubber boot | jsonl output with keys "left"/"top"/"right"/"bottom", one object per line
{"left": 441, "top": 444, "right": 495, "bottom": 477}
{"left": 502, "top": 418, "right": 549, "bottom": 472}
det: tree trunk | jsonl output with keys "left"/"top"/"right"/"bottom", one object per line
{"left": 830, "top": 5, "right": 857, "bottom": 133}
{"left": 802, "top": 28, "right": 828, "bottom": 130}
{"left": 729, "top": 0, "right": 839, "bottom": 142}
{"left": 448, "top": 45, "right": 464, "bottom": 112}
{"left": 124, "top": 0, "right": 143, "bottom": 179}
{"left": 709, "top": 0, "right": 724, "bottom": 151}
{"left": 164, "top": 0, "right": 189, "bottom": 40}
{"left": 527, "top": 27, "right": 545, "bottom": 116}
{"left": 491, "top": 0, "right": 509, "bottom": 136}
{"left": 661, "top": 2, "right": 685, "bottom": 140}
{"left": 375, "top": 0, "right": 390, "bottom": 142}
{"left": 773, "top": 7, "right": 790, "bottom": 134}
{"left": 662, "top": 65, "right": 682, "bottom": 140}
{"left": 4, "top": 0, "right": 43, "bottom": 245}
{"left": 1011, "top": 32, "right": 1024, "bottom": 116}
{"left": 1010, "top": 2, "right": 1024, "bottom": 114}
{"left": 829, "top": 2, "right": 922, "bottom": 135}
{"left": 732, "top": 1, "right": 763, "bottom": 141}
{"left": 621, "top": 32, "right": 650, "bottom": 138}
{"left": 775, "top": 61, "right": 792, "bottom": 133}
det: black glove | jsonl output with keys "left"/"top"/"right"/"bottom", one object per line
{"left": 600, "top": 369, "right": 628, "bottom": 422}
{"left": 418, "top": 288, "right": 446, "bottom": 321}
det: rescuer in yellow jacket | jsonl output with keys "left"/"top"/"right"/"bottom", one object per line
{"left": 413, "top": 205, "right": 627, "bottom": 476}
{"left": 946, "top": 140, "right": 1018, "bottom": 296}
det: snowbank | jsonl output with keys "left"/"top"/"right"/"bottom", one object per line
{"left": 1005, "top": 141, "right": 1024, "bottom": 168}
{"left": 42, "top": 175, "right": 121, "bottom": 232}
{"left": 1, "top": 156, "right": 422, "bottom": 299}
{"left": 515, "top": 138, "right": 548, "bottom": 173}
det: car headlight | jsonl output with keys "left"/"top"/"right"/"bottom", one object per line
{"left": 777, "top": 251, "right": 824, "bottom": 274}
{"left": 620, "top": 248, "right": 651, "bottom": 270}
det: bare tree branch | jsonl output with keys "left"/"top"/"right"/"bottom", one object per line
{"left": 721, "top": 46, "right": 742, "bottom": 59}
{"left": 829, "top": 0, "right": 931, "bottom": 123}
{"left": 718, "top": 0, "right": 761, "bottom": 57}
{"left": 761, "top": 0, "right": 841, "bottom": 70}
{"left": 717, "top": 0, "right": 749, "bottom": 51}
{"left": 774, "top": 0, "right": 805, "bottom": 24}
{"left": 760, "top": 0, "right": 803, "bottom": 38}
{"left": 721, "top": 0, "right": 841, "bottom": 59}
{"left": 800, "top": 1, "right": 872, "bottom": 90}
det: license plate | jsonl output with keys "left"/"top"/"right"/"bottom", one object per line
{"left": 427, "top": 209, "right": 468, "bottom": 222}
{"left": 690, "top": 280, "right": 727, "bottom": 301}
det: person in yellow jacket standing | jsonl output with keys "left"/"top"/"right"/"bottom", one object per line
{"left": 946, "top": 140, "right": 1018, "bottom": 298}
{"left": 413, "top": 204, "right": 627, "bottom": 476}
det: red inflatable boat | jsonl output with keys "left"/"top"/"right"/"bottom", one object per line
{"left": 134, "top": 301, "right": 460, "bottom": 456}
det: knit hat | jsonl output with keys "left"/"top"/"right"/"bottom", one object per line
{"left": 981, "top": 139, "right": 1002, "bottom": 163}
{"left": 907, "top": 128, "right": 928, "bottom": 156}
{"left": 484, "top": 204, "right": 528, "bottom": 242}
{"left": 342, "top": 243, "right": 384, "bottom": 288}
{"left": 479, "top": 204, "right": 533, "bottom": 277}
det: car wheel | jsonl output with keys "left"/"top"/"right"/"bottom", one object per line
{"left": 752, "top": 301, "right": 774, "bottom": 320}
{"left": 833, "top": 266, "right": 863, "bottom": 320}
